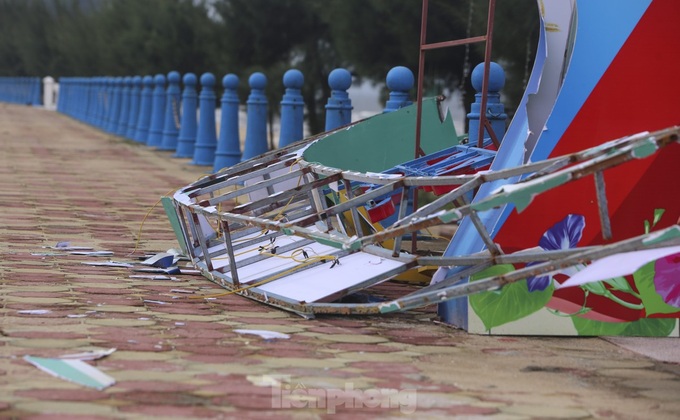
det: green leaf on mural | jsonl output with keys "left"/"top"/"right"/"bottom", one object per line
{"left": 604, "top": 276, "right": 635, "bottom": 294}
{"left": 469, "top": 264, "right": 553, "bottom": 331}
{"left": 653, "top": 208, "right": 665, "bottom": 226}
{"left": 633, "top": 261, "right": 680, "bottom": 316}
{"left": 622, "top": 318, "right": 676, "bottom": 336}
{"left": 572, "top": 316, "right": 676, "bottom": 336}
{"left": 571, "top": 317, "right": 628, "bottom": 336}
{"left": 582, "top": 280, "right": 608, "bottom": 296}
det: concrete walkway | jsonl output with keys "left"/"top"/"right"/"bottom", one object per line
{"left": 0, "top": 103, "right": 678, "bottom": 419}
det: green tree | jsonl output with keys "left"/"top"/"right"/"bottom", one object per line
{"left": 0, "top": 0, "right": 55, "bottom": 76}
{"left": 0, "top": 0, "right": 539, "bottom": 135}
{"left": 93, "top": 0, "right": 220, "bottom": 76}
{"left": 324, "top": 0, "right": 538, "bottom": 119}
{"left": 211, "top": 0, "right": 337, "bottom": 135}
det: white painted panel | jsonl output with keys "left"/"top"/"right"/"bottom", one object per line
{"left": 246, "top": 164, "right": 303, "bottom": 202}
{"left": 258, "top": 253, "right": 405, "bottom": 303}
{"left": 235, "top": 241, "right": 339, "bottom": 284}
{"left": 210, "top": 233, "right": 318, "bottom": 271}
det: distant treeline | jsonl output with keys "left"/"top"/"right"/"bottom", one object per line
{"left": 0, "top": 0, "right": 538, "bottom": 133}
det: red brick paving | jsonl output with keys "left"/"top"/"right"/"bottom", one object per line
{"left": 1, "top": 103, "right": 679, "bottom": 419}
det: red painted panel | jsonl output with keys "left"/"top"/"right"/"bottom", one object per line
{"left": 495, "top": 0, "right": 680, "bottom": 253}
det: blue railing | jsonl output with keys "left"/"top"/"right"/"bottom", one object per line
{"left": 0, "top": 77, "right": 41, "bottom": 105}
{"left": 52, "top": 68, "right": 409, "bottom": 173}
{"left": 1, "top": 63, "right": 506, "bottom": 173}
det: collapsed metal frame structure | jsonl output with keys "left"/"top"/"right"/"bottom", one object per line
{"left": 165, "top": 125, "right": 680, "bottom": 317}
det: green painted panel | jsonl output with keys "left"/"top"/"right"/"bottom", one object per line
{"left": 161, "top": 196, "right": 188, "bottom": 255}
{"left": 303, "top": 98, "right": 459, "bottom": 172}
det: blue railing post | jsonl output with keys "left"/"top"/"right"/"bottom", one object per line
{"left": 101, "top": 77, "right": 113, "bottom": 131}
{"left": 116, "top": 76, "right": 132, "bottom": 136}
{"left": 88, "top": 78, "right": 96, "bottom": 122}
{"left": 160, "top": 71, "right": 182, "bottom": 151}
{"left": 106, "top": 77, "right": 123, "bottom": 134}
{"left": 192, "top": 72, "right": 218, "bottom": 166}
{"left": 86, "top": 78, "right": 97, "bottom": 124}
{"left": 55, "top": 78, "right": 65, "bottom": 112}
{"left": 241, "top": 72, "right": 268, "bottom": 161}
{"left": 101, "top": 77, "right": 111, "bottom": 130}
{"left": 147, "top": 73, "right": 167, "bottom": 147}
{"left": 278, "top": 69, "right": 304, "bottom": 148}
{"left": 467, "top": 61, "right": 507, "bottom": 145}
{"left": 77, "top": 78, "right": 85, "bottom": 120}
{"left": 100, "top": 76, "right": 110, "bottom": 129}
{"left": 32, "top": 77, "right": 41, "bottom": 106}
{"left": 325, "top": 68, "right": 353, "bottom": 131}
{"left": 73, "top": 78, "right": 82, "bottom": 121}
{"left": 71, "top": 78, "right": 80, "bottom": 119}
{"left": 64, "top": 78, "right": 73, "bottom": 113}
{"left": 75, "top": 78, "right": 82, "bottom": 119}
{"left": 125, "top": 76, "right": 142, "bottom": 140}
{"left": 384, "top": 66, "right": 414, "bottom": 112}
{"left": 213, "top": 74, "right": 241, "bottom": 171}
{"left": 134, "top": 75, "right": 154, "bottom": 143}
{"left": 175, "top": 73, "right": 198, "bottom": 158}
{"left": 81, "top": 78, "right": 90, "bottom": 121}
{"left": 92, "top": 77, "right": 104, "bottom": 128}
{"left": 61, "top": 77, "right": 73, "bottom": 115}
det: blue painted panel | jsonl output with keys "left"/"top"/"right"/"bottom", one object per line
{"left": 436, "top": 0, "right": 652, "bottom": 327}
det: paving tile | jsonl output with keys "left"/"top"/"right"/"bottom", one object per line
{"left": 9, "top": 338, "right": 95, "bottom": 349}
{"left": 14, "top": 388, "right": 108, "bottom": 402}
{"left": 500, "top": 404, "right": 590, "bottom": 418}
{"left": 2, "top": 104, "right": 679, "bottom": 419}
{"left": 11, "top": 401, "right": 118, "bottom": 417}
{"left": 298, "top": 333, "right": 388, "bottom": 344}
{"left": 119, "top": 402, "right": 226, "bottom": 418}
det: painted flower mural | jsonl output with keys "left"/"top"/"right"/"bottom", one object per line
{"left": 654, "top": 252, "right": 680, "bottom": 307}
{"left": 469, "top": 213, "right": 678, "bottom": 336}
{"left": 526, "top": 214, "right": 585, "bottom": 292}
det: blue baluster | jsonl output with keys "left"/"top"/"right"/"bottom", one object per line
{"left": 96, "top": 77, "right": 108, "bottom": 130}
{"left": 73, "top": 78, "right": 81, "bottom": 119}
{"left": 324, "top": 68, "right": 353, "bottom": 131}
{"left": 384, "top": 66, "right": 414, "bottom": 112}
{"left": 175, "top": 73, "right": 198, "bottom": 158}
{"left": 30, "top": 76, "right": 41, "bottom": 106}
{"left": 98, "top": 77, "right": 111, "bottom": 130}
{"left": 134, "top": 75, "right": 154, "bottom": 143}
{"left": 278, "top": 69, "right": 304, "bottom": 148}
{"left": 90, "top": 78, "right": 99, "bottom": 127}
{"left": 103, "top": 77, "right": 114, "bottom": 131}
{"left": 160, "top": 71, "right": 182, "bottom": 151}
{"left": 147, "top": 73, "right": 167, "bottom": 147}
{"left": 107, "top": 77, "right": 123, "bottom": 134}
{"left": 116, "top": 76, "right": 132, "bottom": 136}
{"left": 78, "top": 78, "right": 88, "bottom": 121}
{"left": 65, "top": 78, "right": 73, "bottom": 112}
{"left": 72, "top": 77, "right": 79, "bottom": 119}
{"left": 467, "top": 62, "right": 507, "bottom": 146}
{"left": 213, "top": 74, "right": 241, "bottom": 171}
{"left": 68, "top": 78, "right": 77, "bottom": 120}
{"left": 192, "top": 73, "right": 218, "bottom": 166}
{"left": 241, "top": 72, "right": 268, "bottom": 161}
{"left": 83, "top": 78, "right": 91, "bottom": 124}
{"left": 56, "top": 78, "right": 66, "bottom": 113}
{"left": 125, "top": 76, "right": 142, "bottom": 139}
{"left": 85, "top": 78, "right": 97, "bottom": 125}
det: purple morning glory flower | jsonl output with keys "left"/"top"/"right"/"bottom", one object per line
{"left": 538, "top": 214, "right": 586, "bottom": 251}
{"left": 526, "top": 214, "right": 586, "bottom": 292}
{"left": 653, "top": 252, "right": 680, "bottom": 307}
